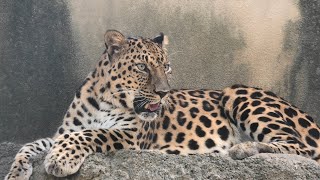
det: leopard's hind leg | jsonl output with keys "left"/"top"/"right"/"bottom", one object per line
{"left": 5, "top": 138, "right": 54, "bottom": 180}
{"left": 221, "top": 85, "right": 317, "bottom": 161}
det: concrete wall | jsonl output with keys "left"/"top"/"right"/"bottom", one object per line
{"left": 0, "top": 0, "right": 319, "bottom": 143}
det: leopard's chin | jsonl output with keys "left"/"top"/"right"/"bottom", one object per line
{"left": 137, "top": 111, "right": 159, "bottom": 121}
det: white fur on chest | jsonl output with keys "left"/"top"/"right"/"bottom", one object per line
{"left": 90, "top": 102, "right": 138, "bottom": 129}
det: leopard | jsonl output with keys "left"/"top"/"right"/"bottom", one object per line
{"left": 5, "top": 30, "right": 320, "bottom": 179}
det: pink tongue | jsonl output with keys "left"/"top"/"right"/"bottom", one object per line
{"left": 148, "top": 103, "right": 160, "bottom": 111}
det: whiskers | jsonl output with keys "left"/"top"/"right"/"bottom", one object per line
{"left": 103, "top": 88, "right": 137, "bottom": 106}
{"left": 161, "top": 96, "right": 173, "bottom": 111}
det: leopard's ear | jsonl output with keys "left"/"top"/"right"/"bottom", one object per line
{"left": 152, "top": 32, "right": 169, "bottom": 48}
{"left": 104, "top": 30, "right": 126, "bottom": 58}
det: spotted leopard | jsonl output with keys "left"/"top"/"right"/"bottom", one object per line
{"left": 5, "top": 30, "right": 320, "bottom": 179}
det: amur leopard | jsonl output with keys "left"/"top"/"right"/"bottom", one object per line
{"left": 5, "top": 30, "right": 320, "bottom": 179}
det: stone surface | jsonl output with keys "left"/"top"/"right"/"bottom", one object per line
{"left": 31, "top": 151, "right": 320, "bottom": 180}
{"left": 1, "top": 142, "right": 319, "bottom": 180}
{"left": 0, "top": 142, "right": 22, "bottom": 179}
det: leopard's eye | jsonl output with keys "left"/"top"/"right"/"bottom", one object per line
{"left": 136, "top": 63, "right": 148, "bottom": 72}
{"left": 164, "top": 64, "right": 171, "bottom": 73}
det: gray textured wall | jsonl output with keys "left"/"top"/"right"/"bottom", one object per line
{"left": 0, "top": 0, "right": 319, "bottom": 143}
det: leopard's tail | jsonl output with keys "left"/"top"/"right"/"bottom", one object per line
{"left": 5, "top": 138, "right": 54, "bottom": 180}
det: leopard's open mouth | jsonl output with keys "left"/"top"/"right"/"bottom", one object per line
{"left": 147, "top": 102, "right": 161, "bottom": 112}
{"left": 133, "top": 97, "right": 162, "bottom": 121}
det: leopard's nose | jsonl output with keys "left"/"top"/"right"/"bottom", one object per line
{"left": 155, "top": 90, "right": 168, "bottom": 99}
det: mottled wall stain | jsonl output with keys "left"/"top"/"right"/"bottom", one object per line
{"left": 0, "top": 0, "right": 319, "bottom": 143}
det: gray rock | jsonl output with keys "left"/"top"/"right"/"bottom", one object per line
{"left": 29, "top": 151, "right": 320, "bottom": 180}
{"left": 2, "top": 142, "right": 320, "bottom": 180}
{"left": 0, "top": 142, "right": 22, "bottom": 179}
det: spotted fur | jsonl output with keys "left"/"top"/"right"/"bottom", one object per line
{"left": 5, "top": 30, "right": 320, "bottom": 179}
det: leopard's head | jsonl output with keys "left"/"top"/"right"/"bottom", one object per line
{"left": 102, "top": 30, "right": 171, "bottom": 121}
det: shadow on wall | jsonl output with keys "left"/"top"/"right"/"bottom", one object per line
{"left": 0, "top": 0, "right": 319, "bottom": 143}
{"left": 0, "top": 0, "right": 79, "bottom": 143}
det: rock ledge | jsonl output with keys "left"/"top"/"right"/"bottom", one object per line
{"left": 30, "top": 151, "right": 320, "bottom": 180}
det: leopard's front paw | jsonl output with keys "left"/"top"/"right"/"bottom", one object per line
{"left": 44, "top": 141, "right": 88, "bottom": 177}
{"left": 5, "top": 159, "right": 32, "bottom": 180}
{"left": 228, "top": 141, "right": 274, "bottom": 160}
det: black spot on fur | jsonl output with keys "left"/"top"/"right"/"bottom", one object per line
{"left": 114, "top": 143, "right": 124, "bottom": 150}
{"left": 144, "top": 122, "right": 149, "bottom": 131}
{"left": 285, "top": 118, "right": 296, "bottom": 128}
{"left": 199, "top": 116, "right": 212, "bottom": 128}
{"left": 252, "top": 107, "right": 265, "bottom": 115}
{"left": 100, "top": 87, "right": 105, "bottom": 93}
{"left": 262, "top": 128, "right": 271, "bottom": 134}
{"left": 264, "top": 91, "right": 277, "bottom": 97}
{"left": 152, "top": 133, "right": 158, "bottom": 143}
{"left": 240, "top": 109, "right": 250, "bottom": 121}
{"left": 281, "top": 127, "right": 297, "bottom": 136}
{"left": 162, "top": 116, "right": 170, "bottom": 129}
{"left": 94, "top": 138, "right": 103, "bottom": 146}
{"left": 59, "top": 127, "right": 64, "bottom": 134}
{"left": 306, "top": 136, "right": 318, "bottom": 147}
{"left": 309, "top": 128, "right": 320, "bottom": 139}
{"left": 221, "top": 96, "right": 230, "bottom": 107}
{"left": 77, "top": 110, "right": 83, "bottom": 117}
{"left": 205, "top": 138, "right": 216, "bottom": 148}
{"left": 177, "top": 112, "right": 187, "bottom": 126}
{"left": 189, "top": 107, "right": 199, "bottom": 118}
{"left": 195, "top": 126, "right": 206, "bottom": 137}
{"left": 202, "top": 101, "right": 214, "bottom": 111}
{"left": 250, "top": 123, "right": 259, "bottom": 132}
{"left": 233, "top": 97, "right": 248, "bottom": 108}
{"left": 268, "top": 124, "right": 280, "bottom": 130}
{"left": 96, "top": 146, "right": 102, "bottom": 153}
{"left": 209, "top": 91, "right": 221, "bottom": 99}
{"left": 179, "top": 100, "right": 189, "bottom": 108}
{"left": 166, "top": 150, "right": 180, "bottom": 154}
{"left": 188, "top": 91, "right": 205, "bottom": 98}
{"left": 267, "top": 112, "right": 280, "bottom": 118}
{"left": 211, "top": 113, "right": 218, "bottom": 118}
{"left": 98, "top": 134, "right": 108, "bottom": 142}
{"left": 119, "top": 99, "right": 128, "bottom": 108}
{"left": 87, "top": 97, "right": 100, "bottom": 110}
{"left": 76, "top": 90, "right": 81, "bottom": 99}
{"left": 257, "top": 134, "right": 265, "bottom": 142}
{"left": 284, "top": 108, "right": 298, "bottom": 118}
{"left": 279, "top": 100, "right": 290, "bottom": 106}
{"left": 164, "top": 132, "right": 173, "bottom": 142}
{"left": 236, "top": 89, "right": 248, "bottom": 95}
{"left": 250, "top": 92, "right": 263, "bottom": 99}
{"left": 188, "top": 139, "right": 199, "bottom": 150}
{"left": 251, "top": 101, "right": 261, "bottom": 106}
{"left": 239, "top": 102, "right": 249, "bottom": 112}
{"left": 261, "top": 97, "right": 275, "bottom": 103}
{"left": 231, "top": 84, "right": 248, "bottom": 89}
{"left": 266, "top": 103, "right": 281, "bottom": 109}
{"left": 186, "top": 121, "right": 193, "bottom": 130}
{"left": 218, "top": 126, "right": 229, "bottom": 140}
{"left": 176, "top": 133, "right": 185, "bottom": 143}
{"left": 73, "top": 118, "right": 82, "bottom": 126}
{"left": 306, "top": 115, "right": 314, "bottom": 122}
{"left": 298, "top": 118, "right": 311, "bottom": 128}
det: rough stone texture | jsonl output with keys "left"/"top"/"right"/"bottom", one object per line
{"left": 1, "top": 142, "right": 320, "bottom": 180}
{"left": 31, "top": 151, "right": 320, "bottom": 180}
{"left": 0, "top": 142, "right": 22, "bottom": 179}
